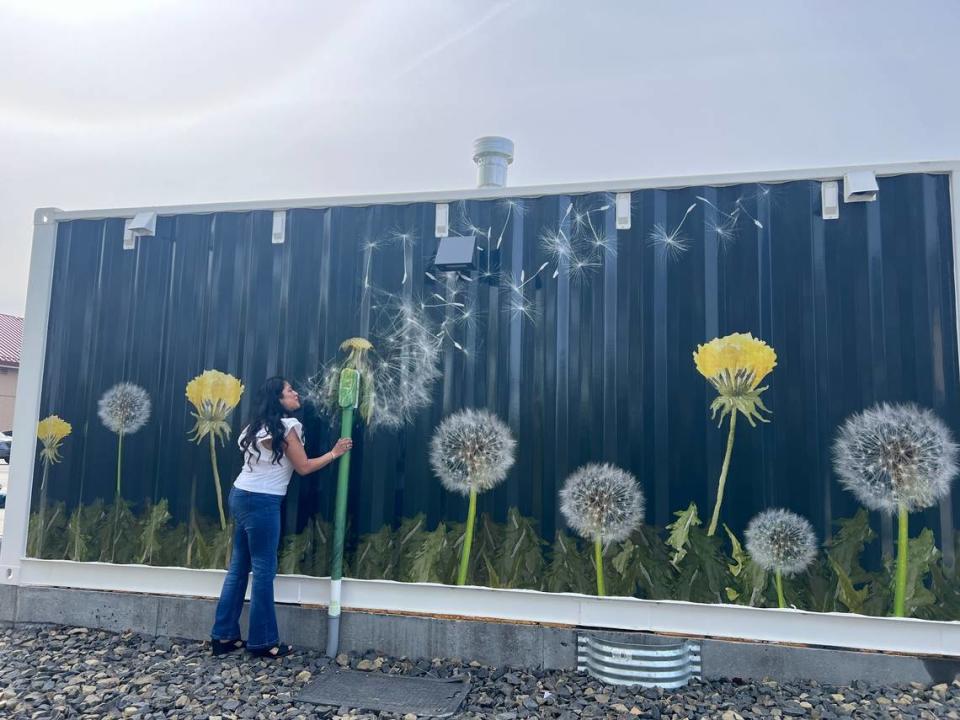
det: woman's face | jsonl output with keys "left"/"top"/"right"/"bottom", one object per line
{"left": 279, "top": 382, "right": 301, "bottom": 412}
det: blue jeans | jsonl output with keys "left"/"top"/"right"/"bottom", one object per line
{"left": 211, "top": 486, "right": 283, "bottom": 650}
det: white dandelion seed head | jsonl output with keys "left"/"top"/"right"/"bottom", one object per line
{"left": 429, "top": 408, "right": 516, "bottom": 496}
{"left": 305, "top": 297, "right": 442, "bottom": 431}
{"left": 833, "top": 403, "right": 958, "bottom": 513}
{"left": 744, "top": 508, "right": 817, "bottom": 576}
{"left": 367, "top": 299, "right": 442, "bottom": 430}
{"left": 98, "top": 382, "right": 151, "bottom": 435}
{"left": 559, "top": 463, "right": 645, "bottom": 543}
{"left": 648, "top": 223, "right": 689, "bottom": 260}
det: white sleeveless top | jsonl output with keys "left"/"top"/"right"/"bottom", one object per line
{"left": 233, "top": 417, "right": 304, "bottom": 496}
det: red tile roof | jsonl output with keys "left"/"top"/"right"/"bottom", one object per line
{"left": 0, "top": 314, "right": 23, "bottom": 367}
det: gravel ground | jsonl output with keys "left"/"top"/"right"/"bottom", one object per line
{"left": 0, "top": 625, "right": 958, "bottom": 719}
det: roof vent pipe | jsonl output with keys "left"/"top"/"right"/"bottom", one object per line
{"left": 472, "top": 136, "right": 515, "bottom": 188}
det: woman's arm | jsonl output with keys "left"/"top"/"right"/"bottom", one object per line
{"left": 284, "top": 432, "right": 352, "bottom": 476}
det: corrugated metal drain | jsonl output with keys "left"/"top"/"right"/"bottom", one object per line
{"left": 577, "top": 631, "right": 701, "bottom": 689}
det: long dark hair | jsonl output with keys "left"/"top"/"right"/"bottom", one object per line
{"left": 239, "top": 376, "right": 290, "bottom": 466}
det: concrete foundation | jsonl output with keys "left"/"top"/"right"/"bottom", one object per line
{"left": 0, "top": 585, "right": 957, "bottom": 686}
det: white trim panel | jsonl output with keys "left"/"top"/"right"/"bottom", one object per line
{"left": 15, "top": 559, "right": 960, "bottom": 657}
{"left": 50, "top": 160, "right": 960, "bottom": 221}
{"left": 0, "top": 210, "right": 60, "bottom": 582}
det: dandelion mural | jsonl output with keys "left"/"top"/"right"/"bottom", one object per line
{"left": 34, "top": 414, "right": 72, "bottom": 556}
{"left": 98, "top": 382, "right": 151, "bottom": 563}
{"left": 430, "top": 409, "right": 516, "bottom": 585}
{"left": 185, "top": 370, "right": 244, "bottom": 530}
{"left": 559, "top": 463, "right": 645, "bottom": 596}
{"left": 98, "top": 382, "right": 151, "bottom": 497}
{"left": 833, "top": 403, "right": 958, "bottom": 617}
{"left": 694, "top": 332, "right": 777, "bottom": 536}
{"left": 309, "top": 302, "right": 441, "bottom": 431}
{"left": 744, "top": 508, "right": 817, "bottom": 609}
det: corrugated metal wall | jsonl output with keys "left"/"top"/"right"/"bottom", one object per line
{"left": 34, "top": 174, "right": 959, "bottom": 561}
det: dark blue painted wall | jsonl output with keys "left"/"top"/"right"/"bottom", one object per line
{"left": 34, "top": 174, "right": 959, "bottom": 558}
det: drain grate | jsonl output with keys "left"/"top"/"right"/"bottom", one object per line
{"left": 578, "top": 632, "right": 701, "bottom": 689}
{"left": 297, "top": 668, "right": 470, "bottom": 718}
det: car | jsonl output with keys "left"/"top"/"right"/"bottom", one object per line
{"left": 0, "top": 431, "right": 10, "bottom": 464}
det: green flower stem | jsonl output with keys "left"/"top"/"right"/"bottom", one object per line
{"left": 210, "top": 433, "right": 227, "bottom": 530}
{"left": 594, "top": 538, "right": 606, "bottom": 596}
{"left": 115, "top": 432, "right": 124, "bottom": 497}
{"left": 893, "top": 503, "right": 909, "bottom": 617}
{"left": 330, "top": 406, "right": 355, "bottom": 583}
{"left": 109, "top": 499, "right": 120, "bottom": 563}
{"left": 456, "top": 488, "right": 478, "bottom": 586}
{"left": 775, "top": 568, "right": 785, "bottom": 609}
{"left": 109, "top": 432, "right": 125, "bottom": 564}
{"left": 37, "top": 459, "right": 50, "bottom": 557}
{"left": 707, "top": 410, "right": 738, "bottom": 537}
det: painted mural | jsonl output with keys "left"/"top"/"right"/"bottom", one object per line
{"left": 27, "top": 174, "right": 960, "bottom": 620}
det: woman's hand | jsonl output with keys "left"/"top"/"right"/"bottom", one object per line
{"left": 330, "top": 438, "right": 353, "bottom": 458}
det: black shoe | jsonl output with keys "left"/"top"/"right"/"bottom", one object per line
{"left": 211, "top": 638, "right": 246, "bottom": 656}
{"left": 248, "top": 643, "right": 294, "bottom": 658}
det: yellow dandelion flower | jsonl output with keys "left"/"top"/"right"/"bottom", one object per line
{"left": 185, "top": 369, "right": 244, "bottom": 531}
{"left": 693, "top": 332, "right": 777, "bottom": 390}
{"left": 694, "top": 332, "right": 778, "bottom": 536}
{"left": 185, "top": 370, "right": 244, "bottom": 442}
{"left": 37, "top": 414, "right": 72, "bottom": 464}
{"left": 341, "top": 337, "right": 373, "bottom": 352}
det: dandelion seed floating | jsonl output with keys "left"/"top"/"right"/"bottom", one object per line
{"left": 693, "top": 332, "right": 777, "bottom": 536}
{"left": 559, "top": 463, "right": 645, "bottom": 596}
{"left": 430, "top": 409, "right": 516, "bottom": 585}
{"left": 833, "top": 403, "right": 958, "bottom": 616}
{"left": 744, "top": 508, "right": 817, "bottom": 608}
{"left": 98, "top": 382, "right": 151, "bottom": 497}
{"left": 185, "top": 370, "right": 245, "bottom": 530}
{"left": 35, "top": 414, "right": 72, "bottom": 557}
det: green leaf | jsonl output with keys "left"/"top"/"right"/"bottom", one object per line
{"left": 99, "top": 497, "right": 138, "bottom": 564}
{"left": 483, "top": 554, "right": 502, "bottom": 589}
{"left": 828, "top": 555, "right": 869, "bottom": 614}
{"left": 631, "top": 525, "right": 676, "bottom": 599}
{"left": 723, "top": 524, "right": 769, "bottom": 607}
{"left": 353, "top": 524, "right": 396, "bottom": 579}
{"left": 279, "top": 528, "right": 312, "bottom": 575}
{"left": 471, "top": 513, "right": 504, "bottom": 586}
{"left": 542, "top": 531, "right": 593, "bottom": 594}
{"left": 827, "top": 509, "right": 876, "bottom": 584}
{"left": 917, "top": 562, "right": 960, "bottom": 621}
{"left": 406, "top": 522, "right": 450, "bottom": 584}
{"left": 898, "top": 528, "right": 940, "bottom": 617}
{"left": 678, "top": 526, "right": 730, "bottom": 604}
{"left": 802, "top": 557, "right": 838, "bottom": 613}
{"left": 495, "top": 509, "right": 545, "bottom": 589}
{"left": 394, "top": 514, "right": 428, "bottom": 581}
{"left": 27, "top": 502, "right": 67, "bottom": 559}
{"left": 138, "top": 499, "right": 171, "bottom": 565}
{"left": 665, "top": 503, "right": 701, "bottom": 568}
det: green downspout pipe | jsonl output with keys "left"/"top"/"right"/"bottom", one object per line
{"left": 326, "top": 368, "right": 359, "bottom": 657}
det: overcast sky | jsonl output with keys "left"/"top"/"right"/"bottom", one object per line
{"left": 2, "top": 0, "right": 959, "bottom": 317}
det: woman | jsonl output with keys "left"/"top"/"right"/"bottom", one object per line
{"left": 210, "top": 376, "right": 351, "bottom": 658}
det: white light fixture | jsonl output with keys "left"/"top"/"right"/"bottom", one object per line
{"left": 435, "top": 203, "right": 450, "bottom": 238}
{"left": 272, "top": 210, "right": 286, "bottom": 244}
{"left": 821, "top": 181, "right": 840, "bottom": 220}
{"left": 615, "top": 192, "right": 632, "bottom": 229}
{"left": 123, "top": 211, "right": 157, "bottom": 250}
{"left": 434, "top": 235, "right": 478, "bottom": 271}
{"left": 843, "top": 171, "right": 878, "bottom": 203}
